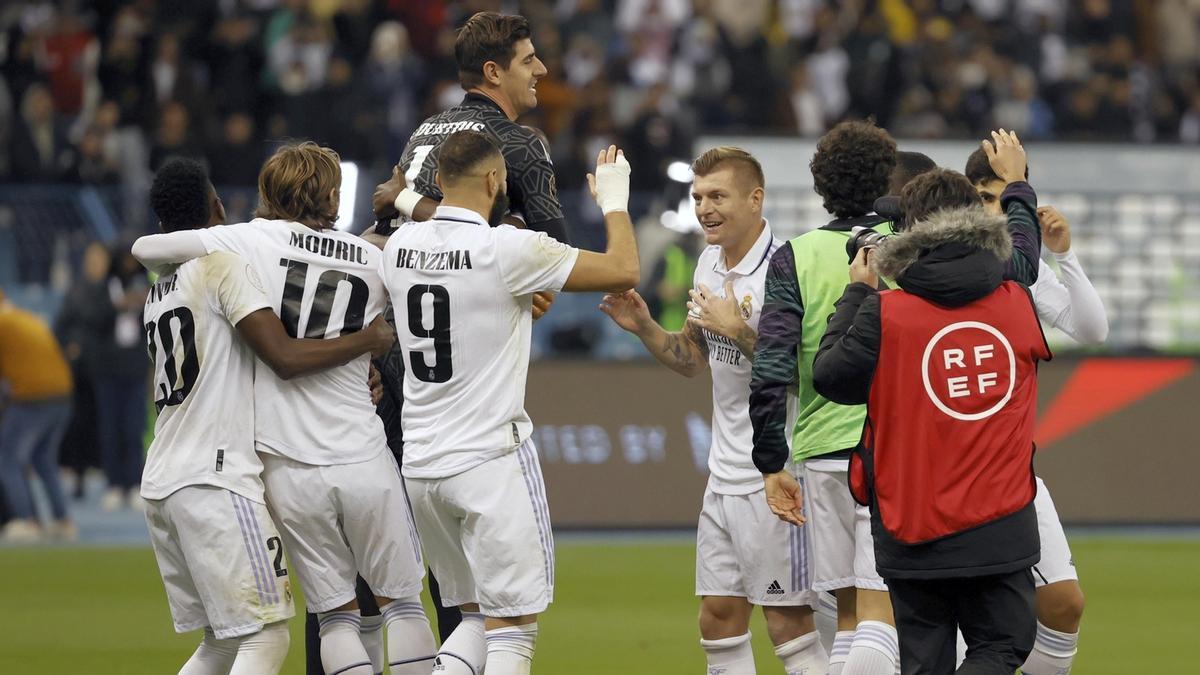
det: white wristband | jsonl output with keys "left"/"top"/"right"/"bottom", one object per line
{"left": 395, "top": 188, "right": 423, "bottom": 218}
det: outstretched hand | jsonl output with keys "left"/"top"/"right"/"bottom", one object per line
{"left": 587, "top": 144, "right": 631, "bottom": 215}
{"left": 764, "top": 471, "right": 805, "bottom": 526}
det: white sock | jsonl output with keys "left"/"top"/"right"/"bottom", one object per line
{"left": 179, "top": 628, "right": 238, "bottom": 675}
{"left": 382, "top": 598, "right": 437, "bottom": 674}
{"left": 955, "top": 627, "right": 967, "bottom": 667}
{"left": 828, "top": 630, "right": 855, "bottom": 675}
{"left": 815, "top": 594, "right": 838, "bottom": 656}
{"left": 1021, "top": 622, "right": 1078, "bottom": 675}
{"left": 484, "top": 623, "right": 538, "bottom": 675}
{"left": 318, "top": 610, "right": 374, "bottom": 675}
{"left": 843, "top": 620, "right": 898, "bottom": 675}
{"left": 228, "top": 622, "right": 290, "bottom": 675}
{"left": 433, "top": 611, "right": 485, "bottom": 674}
{"left": 774, "top": 630, "right": 828, "bottom": 675}
{"left": 360, "top": 615, "right": 385, "bottom": 674}
{"left": 700, "top": 631, "right": 756, "bottom": 675}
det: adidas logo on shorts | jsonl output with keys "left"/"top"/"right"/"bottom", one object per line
{"left": 766, "top": 580, "right": 785, "bottom": 595}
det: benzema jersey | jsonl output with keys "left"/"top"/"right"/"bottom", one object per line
{"left": 693, "top": 224, "right": 782, "bottom": 495}
{"left": 194, "top": 219, "right": 388, "bottom": 465}
{"left": 380, "top": 205, "right": 579, "bottom": 479}
{"left": 141, "top": 252, "right": 272, "bottom": 502}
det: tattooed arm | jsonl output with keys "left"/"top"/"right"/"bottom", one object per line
{"left": 599, "top": 290, "right": 710, "bottom": 377}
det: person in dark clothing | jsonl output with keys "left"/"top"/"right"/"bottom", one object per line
{"left": 94, "top": 246, "right": 151, "bottom": 510}
{"left": 54, "top": 242, "right": 112, "bottom": 494}
{"left": 811, "top": 163, "right": 1049, "bottom": 675}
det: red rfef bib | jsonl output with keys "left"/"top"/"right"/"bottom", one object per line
{"left": 850, "top": 281, "right": 1050, "bottom": 544}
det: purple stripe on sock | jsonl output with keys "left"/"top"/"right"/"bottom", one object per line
{"left": 235, "top": 494, "right": 279, "bottom": 604}
{"left": 229, "top": 492, "right": 270, "bottom": 605}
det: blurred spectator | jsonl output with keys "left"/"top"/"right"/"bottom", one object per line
{"left": 208, "top": 112, "right": 262, "bottom": 187}
{"left": 149, "top": 100, "right": 201, "bottom": 171}
{"left": 92, "top": 247, "right": 150, "bottom": 512}
{"left": 10, "top": 83, "right": 76, "bottom": 181}
{"left": 42, "top": 8, "right": 99, "bottom": 119}
{"left": 363, "top": 21, "right": 426, "bottom": 160}
{"left": 54, "top": 244, "right": 110, "bottom": 499}
{"left": 0, "top": 288, "right": 75, "bottom": 542}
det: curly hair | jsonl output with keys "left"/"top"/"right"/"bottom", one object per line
{"left": 899, "top": 168, "right": 981, "bottom": 225}
{"left": 150, "top": 158, "right": 212, "bottom": 232}
{"left": 810, "top": 120, "right": 897, "bottom": 219}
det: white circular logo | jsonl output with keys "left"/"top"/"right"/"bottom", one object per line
{"left": 920, "top": 321, "right": 1016, "bottom": 421}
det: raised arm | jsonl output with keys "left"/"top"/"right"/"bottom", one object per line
{"left": 1033, "top": 206, "right": 1108, "bottom": 344}
{"left": 237, "top": 312, "right": 395, "bottom": 380}
{"left": 599, "top": 290, "right": 709, "bottom": 377}
{"left": 982, "top": 129, "right": 1041, "bottom": 285}
{"left": 560, "top": 146, "right": 639, "bottom": 292}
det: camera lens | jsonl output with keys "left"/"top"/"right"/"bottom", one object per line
{"left": 846, "top": 226, "right": 891, "bottom": 263}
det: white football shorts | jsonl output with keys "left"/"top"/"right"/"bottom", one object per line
{"left": 695, "top": 483, "right": 818, "bottom": 607}
{"left": 261, "top": 448, "right": 425, "bottom": 612}
{"left": 145, "top": 485, "right": 295, "bottom": 639}
{"left": 404, "top": 440, "right": 554, "bottom": 617}
{"left": 804, "top": 458, "right": 888, "bottom": 592}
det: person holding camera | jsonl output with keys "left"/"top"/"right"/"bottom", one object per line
{"left": 811, "top": 166, "right": 1051, "bottom": 675}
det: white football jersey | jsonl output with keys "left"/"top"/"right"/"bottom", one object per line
{"left": 141, "top": 252, "right": 272, "bottom": 502}
{"left": 380, "top": 205, "right": 579, "bottom": 479}
{"left": 195, "top": 219, "right": 387, "bottom": 465}
{"left": 693, "top": 224, "right": 782, "bottom": 495}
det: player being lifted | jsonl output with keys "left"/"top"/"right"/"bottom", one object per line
{"left": 140, "top": 159, "right": 395, "bottom": 674}
{"left": 600, "top": 147, "right": 826, "bottom": 675}
{"left": 375, "top": 12, "right": 565, "bottom": 242}
{"left": 133, "top": 144, "right": 435, "bottom": 675}
{"left": 377, "top": 131, "right": 637, "bottom": 675}
{"left": 964, "top": 143, "right": 1108, "bottom": 675}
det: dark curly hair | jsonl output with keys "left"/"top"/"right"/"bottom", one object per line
{"left": 151, "top": 158, "right": 212, "bottom": 232}
{"left": 810, "top": 120, "right": 897, "bottom": 219}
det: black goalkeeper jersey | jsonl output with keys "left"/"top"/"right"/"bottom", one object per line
{"left": 400, "top": 92, "right": 569, "bottom": 243}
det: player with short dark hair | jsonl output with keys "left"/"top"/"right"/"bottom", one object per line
{"left": 963, "top": 140, "right": 1107, "bottom": 675}
{"left": 373, "top": 12, "right": 567, "bottom": 245}
{"left": 378, "top": 132, "right": 638, "bottom": 675}
{"left": 887, "top": 151, "right": 938, "bottom": 195}
{"left": 899, "top": 167, "right": 983, "bottom": 225}
{"left": 139, "top": 158, "right": 396, "bottom": 675}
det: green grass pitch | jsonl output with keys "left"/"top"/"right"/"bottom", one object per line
{"left": 1, "top": 537, "right": 1196, "bottom": 673}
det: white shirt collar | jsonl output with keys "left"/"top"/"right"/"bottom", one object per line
{"left": 714, "top": 219, "right": 774, "bottom": 276}
{"left": 433, "top": 205, "right": 489, "bottom": 226}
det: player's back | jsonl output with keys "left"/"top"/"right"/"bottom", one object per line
{"left": 380, "top": 206, "right": 578, "bottom": 479}
{"left": 401, "top": 94, "right": 562, "bottom": 233}
{"left": 195, "top": 219, "right": 387, "bottom": 465}
{"left": 141, "top": 252, "right": 268, "bottom": 501}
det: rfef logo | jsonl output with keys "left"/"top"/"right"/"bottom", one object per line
{"left": 921, "top": 321, "right": 1015, "bottom": 421}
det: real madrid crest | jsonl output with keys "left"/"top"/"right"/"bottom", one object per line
{"left": 739, "top": 294, "right": 753, "bottom": 320}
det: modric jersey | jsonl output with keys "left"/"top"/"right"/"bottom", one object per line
{"left": 193, "top": 219, "right": 388, "bottom": 465}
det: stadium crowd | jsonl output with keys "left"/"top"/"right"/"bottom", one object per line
{"left": 3, "top": 0, "right": 1200, "bottom": 191}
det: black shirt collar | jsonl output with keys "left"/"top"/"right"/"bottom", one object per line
{"left": 818, "top": 213, "right": 892, "bottom": 233}
{"left": 463, "top": 92, "right": 506, "bottom": 115}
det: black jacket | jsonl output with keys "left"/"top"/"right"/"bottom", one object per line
{"left": 812, "top": 206, "right": 1041, "bottom": 579}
